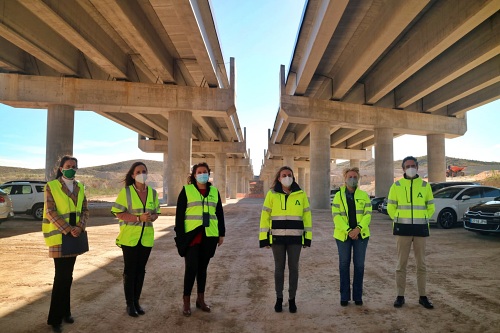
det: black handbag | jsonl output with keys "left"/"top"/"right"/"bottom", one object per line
{"left": 61, "top": 231, "right": 89, "bottom": 256}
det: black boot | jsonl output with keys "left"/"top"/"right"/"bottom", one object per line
{"left": 274, "top": 298, "right": 283, "bottom": 312}
{"left": 289, "top": 298, "right": 297, "bottom": 313}
{"left": 134, "top": 272, "right": 146, "bottom": 315}
{"left": 123, "top": 274, "right": 138, "bottom": 317}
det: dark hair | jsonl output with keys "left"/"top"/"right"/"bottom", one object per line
{"left": 124, "top": 161, "right": 147, "bottom": 186}
{"left": 188, "top": 162, "right": 211, "bottom": 184}
{"left": 271, "top": 166, "right": 295, "bottom": 189}
{"left": 401, "top": 156, "right": 418, "bottom": 168}
{"left": 54, "top": 155, "right": 78, "bottom": 180}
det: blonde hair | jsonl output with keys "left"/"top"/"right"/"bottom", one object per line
{"left": 343, "top": 167, "right": 360, "bottom": 179}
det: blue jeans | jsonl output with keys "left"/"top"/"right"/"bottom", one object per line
{"left": 336, "top": 237, "right": 369, "bottom": 302}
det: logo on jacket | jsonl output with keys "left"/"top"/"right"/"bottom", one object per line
{"left": 417, "top": 192, "right": 423, "bottom": 198}
{"left": 295, "top": 200, "right": 301, "bottom": 206}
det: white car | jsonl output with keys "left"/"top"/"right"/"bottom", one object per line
{"left": 430, "top": 185, "right": 500, "bottom": 229}
{"left": 0, "top": 181, "right": 46, "bottom": 220}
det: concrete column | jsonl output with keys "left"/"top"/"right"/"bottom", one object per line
{"left": 229, "top": 167, "right": 237, "bottom": 199}
{"left": 310, "top": 122, "right": 331, "bottom": 209}
{"left": 283, "top": 156, "right": 295, "bottom": 170}
{"left": 162, "top": 152, "right": 168, "bottom": 202}
{"left": 305, "top": 170, "right": 310, "bottom": 195}
{"left": 45, "top": 105, "right": 74, "bottom": 180}
{"left": 262, "top": 174, "right": 270, "bottom": 193}
{"left": 214, "top": 153, "right": 227, "bottom": 203}
{"left": 350, "top": 159, "right": 360, "bottom": 169}
{"left": 166, "top": 111, "right": 192, "bottom": 206}
{"left": 298, "top": 167, "right": 305, "bottom": 189}
{"left": 236, "top": 169, "right": 242, "bottom": 195}
{"left": 375, "top": 128, "right": 394, "bottom": 197}
{"left": 427, "top": 134, "right": 446, "bottom": 182}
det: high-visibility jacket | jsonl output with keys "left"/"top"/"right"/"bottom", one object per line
{"left": 387, "top": 176, "right": 435, "bottom": 237}
{"left": 331, "top": 186, "right": 372, "bottom": 241}
{"left": 42, "top": 179, "right": 85, "bottom": 246}
{"left": 183, "top": 184, "right": 220, "bottom": 237}
{"left": 112, "top": 185, "right": 160, "bottom": 247}
{"left": 259, "top": 183, "right": 312, "bottom": 247}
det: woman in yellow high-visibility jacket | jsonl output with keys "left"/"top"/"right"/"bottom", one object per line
{"left": 43, "top": 155, "right": 88, "bottom": 333}
{"left": 260, "top": 166, "right": 312, "bottom": 314}
{"left": 332, "top": 167, "right": 371, "bottom": 307}
{"left": 111, "top": 162, "right": 160, "bottom": 318}
{"left": 175, "top": 162, "right": 225, "bottom": 317}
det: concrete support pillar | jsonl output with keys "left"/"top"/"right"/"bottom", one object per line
{"left": 427, "top": 134, "right": 446, "bottom": 182}
{"left": 229, "top": 167, "right": 237, "bottom": 199}
{"left": 262, "top": 174, "right": 270, "bottom": 193}
{"left": 283, "top": 156, "right": 295, "bottom": 171}
{"left": 305, "top": 170, "right": 310, "bottom": 195}
{"left": 310, "top": 122, "right": 331, "bottom": 209}
{"left": 236, "top": 169, "right": 242, "bottom": 195}
{"left": 214, "top": 153, "right": 227, "bottom": 203}
{"left": 162, "top": 152, "right": 168, "bottom": 202}
{"left": 375, "top": 128, "right": 394, "bottom": 197}
{"left": 166, "top": 111, "right": 192, "bottom": 206}
{"left": 330, "top": 159, "right": 337, "bottom": 188}
{"left": 298, "top": 167, "right": 305, "bottom": 189}
{"left": 45, "top": 105, "right": 74, "bottom": 180}
{"left": 350, "top": 159, "right": 360, "bottom": 169}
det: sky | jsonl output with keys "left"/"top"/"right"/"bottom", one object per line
{"left": 1, "top": 0, "right": 499, "bottom": 173}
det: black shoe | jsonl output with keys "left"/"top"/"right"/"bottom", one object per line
{"left": 63, "top": 316, "right": 74, "bottom": 324}
{"left": 419, "top": 296, "right": 434, "bottom": 309}
{"left": 274, "top": 298, "right": 283, "bottom": 313}
{"left": 51, "top": 324, "right": 62, "bottom": 333}
{"left": 127, "top": 305, "right": 139, "bottom": 317}
{"left": 394, "top": 296, "right": 405, "bottom": 308}
{"left": 289, "top": 299, "right": 297, "bottom": 313}
{"left": 355, "top": 300, "right": 363, "bottom": 306}
{"left": 340, "top": 301, "right": 348, "bottom": 307}
{"left": 134, "top": 303, "right": 145, "bottom": 315}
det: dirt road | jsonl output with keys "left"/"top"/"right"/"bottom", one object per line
{"left": 1, "top": 198, "right": 499, "bottom": 333}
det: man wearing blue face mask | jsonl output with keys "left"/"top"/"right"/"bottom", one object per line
{"left": 174, "top": 162, "right": 225, "bottom": 317}
{"left": 387, "top": 156, "right": 435, "bottom": 309}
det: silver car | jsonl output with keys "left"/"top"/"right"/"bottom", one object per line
{"left": 0, "top": 188, "right": 14, "bottom": 223}
{"left": 430, "top": 185, "right": 500, "bottom": 229}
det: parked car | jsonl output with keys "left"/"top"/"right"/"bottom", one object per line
{"left": 430, "top": 185, "right": 500, "bottom": 229}
{"left": 430, "top": 181, "right": 479, "bottom": 193}
{"left": 0, "top": 181, "right": 46, "bottom": 220}
{"left": 463, "top": 197, "right": 500, "bottom": 234}
{"left": 371, "top": 196, "right": 386, "bottom": 211}
{"left": 379, "top": 197, "right": 388, "bottom": 214}
{"left": 0, "top": 188, "right": 15, "bottom": 223}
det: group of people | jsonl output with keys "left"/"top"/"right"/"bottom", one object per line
{"left": 41, "top": 154, "right": 435, "bottom": 332}
{"left": 259, "top": 156, "right": 435, "bottom": 312}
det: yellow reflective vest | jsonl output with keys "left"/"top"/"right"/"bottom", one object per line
{"left": 183, "top": 184, "right": 220, "bottom": 237}
{"left": 42, "top": 179, "right": 85, "bottom": 246}
{"left": 331, "top": 186, "right": 372, "bottom": 241}
{"left": 259, "top": 185, "right": 312, "bottom": 247}
{"left": 112, "top": 185, "right": 160, "bottom": 247}
{"left": 387, "top": 176, "right": 435, "bottom": 237}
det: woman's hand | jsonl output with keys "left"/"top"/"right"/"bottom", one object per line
{"left": 70, "top": 226, "right": 82, "bottom": 237}
{"left": 348, "top": 228, "right": 360, "bottom": 240}
{"left": 218, "top": 236, "right": 224, "bottom": 247}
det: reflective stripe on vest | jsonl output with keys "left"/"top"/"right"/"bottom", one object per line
{"left": 112, "top": 186, "right": 158, "bottom": 247}
{"left": 42, "top": 179, "right": 85, "bottom": 246}
{"left": 184, "top": 184, "right": 219, "bottom": 237}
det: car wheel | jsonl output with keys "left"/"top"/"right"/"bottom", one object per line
{"left": 33, "top": 203, "right": 44, "bottom": 221}
{"left": 437, "top": 208, "right": 456, "bottom": 229}
{"left": 378, "top": 203, "right": 383, "bottom": 213}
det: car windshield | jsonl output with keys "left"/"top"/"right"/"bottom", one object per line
{"left": 433, "top": 187, "right": 465, "bottom": 199}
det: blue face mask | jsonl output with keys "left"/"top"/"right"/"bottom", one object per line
{"left": 196, "top": 173, "right": 209, "bottom": 184}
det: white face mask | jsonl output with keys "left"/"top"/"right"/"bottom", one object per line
{"left": 280, "top": 176, "right": 293, "bottom": 188}
{"left": 135, "top": 173, "right": 148, "bottom": 184}
{"left": 405, "top": 167, "right": 417, "bottom": 178}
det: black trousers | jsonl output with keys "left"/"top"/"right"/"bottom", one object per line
{"left": 183, "top": 235, "right": 218, "bottom": 296}
{"left": 47, "top": 257, "right": 76, "bottom": 325}
{"left": 122, "top": 243, "right": 152, "bottom": 305}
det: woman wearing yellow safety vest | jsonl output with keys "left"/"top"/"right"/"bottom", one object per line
{"left": 259, "top": 166, "right": 312, "bottom": 314}
{"left": 111, "top": 162, "right": 160, "bottom": 318}
{"left": 175, "top": 162, "right": 225, "bottom": 317}
{"left": 331, "top": 167, "right": 371, "bottom": 307}
{"left": 42, "top": 155, "right": 88, "bottom": 333}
